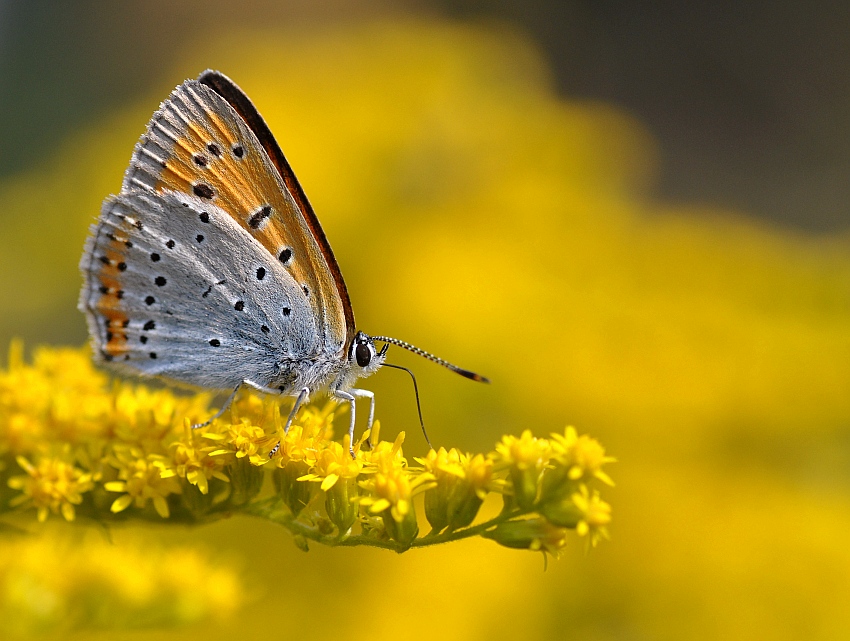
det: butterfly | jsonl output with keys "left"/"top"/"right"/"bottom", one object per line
{"left": 79, "top": 69, "right": 488, "bottom": 455}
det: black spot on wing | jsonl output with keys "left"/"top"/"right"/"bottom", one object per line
{"left": 248, "top": 205, "right": 272, "bottom": 229}
{"left": 193, "top": 183, "right": 215, "bottom": 199}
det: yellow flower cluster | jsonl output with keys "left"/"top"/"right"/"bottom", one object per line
{"left": 0, "top": 343, "right": 614, "bottom": 556}
{"left": 0, "top": 532, "right": 242, "bottom": 636}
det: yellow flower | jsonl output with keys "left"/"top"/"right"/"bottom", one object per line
{"left": 292, "top": 401, "right": 337, "bottom": 442}
{"left": 493, "top": 430, "right": 551, "bottom": 509}
{"left": 571, "top": 484, "right": 612, "bottom": 549}
{"left": 0, "top": 534, "right": 243, "bottom": 635}
{"left": 270, "top": 401, "right": 339, "bottom": 467}
{"left": 494, "top": 430, "right": 552, "bottom": 470}
{"left": 104, "top": 446, "right": 181, "bottom": 518}
{"left": 168, "top": 421, "right": 230, "bottom": 495}
{"left": 0, "top": 343, "right": 614, "bottom": 555}
{"left": 7, "top": 453, "right": 93, "bottom": 522}
{"left": 418, "top": 448, "right": 493, "bottom": 532}
{"left": 112, "top": 385, "right": 206, "bottom": 448}
{"left": 300, "top": 440, "right": 362, "bottom": 491}
{"left": 357, "top": 431, "right": 435, "bottom": 547}
{"left": 0, "top": 342, "right": 113, "bottom": 453}
{"left": 207, "top": 417, "right": 272, "bottom": 466}
{"left": 550, "top": 426, "right": 616, "bottom": 486}
{"left": 298, "top": 433, "right": 368, "bottom": 533}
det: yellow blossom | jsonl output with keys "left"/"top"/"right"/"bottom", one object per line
{"left": 168, "top": 421, "right": 230, "bottom": 495}
{"left": 0, "top": 343, "right": 614, "bottom": 555}
{"left": 493, "top": 430, "right": 551, "bottom": 508}
{"left": 7, "top": 453, "right": 93, "bottom": 522}
{"left": 550, "top": 426, "right": 616, "bottom": 486}
{"left": 571, "top": 484, "right": 612, "bottom": 549}
{"left": 299, "top": 439, "right": 363, "bottom": 491}
{"left": 0, "top": 533, "right": 243, "bottom": 635}
{"left": 418, "top": 447, "right": 494, "bottom": 532}
{"left": 105, "top": 446, "right": 181, "bottom": 518}
{"left": 357, "top": 432, "right": 436, "bottom": 528}
{"left": 207, "top": 417, "right": 272, "bottom": 466}
{"left": 494, "top": 430, "right": 552, "bottom": 470}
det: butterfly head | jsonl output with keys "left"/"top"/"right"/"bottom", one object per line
{"left": 347, "top": 331, "right": 388, "bottom": 378}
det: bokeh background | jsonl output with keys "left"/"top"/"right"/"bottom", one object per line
{"left": 1, "top": 2, "right": 849, "bottom": 639}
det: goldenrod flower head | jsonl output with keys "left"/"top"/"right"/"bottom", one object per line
{"left": 0, "top": 534, "right": 242, "bottom": 635}
{"left": 361, "top": 425, "right": 404, "bottom": 468}
{"left": 416, "top": 449, "right": 494, "bottom": 498}
{"left": 0, "top": 344, "right": 614, "bottom": 555}
{"left": 550, "top": 426, "right": 616, "bottom": 486}
{"left": 293, "top": 401, "right": 337, "bottom": 441}
{"left": 168, "top": 422, "right": 229, "bottom": 495}
{"left": 7, "top": 452, "right": 93, "bottom": 522}
{"left": 418, "top": 448, "right": 494, "bottom": 533}
{"left": 571, "top": 484, "right": 612, "bottom": 549}
{"left": 493, "top": 430, "right": 551, "bottom": 509}
{"left": 418, "top": 447, "right": 466, "bottom": 478}
{"left": 271, "top": 402, "right": 338, "bottom": 467}
{"left": 272, "top": 424, "right": 312, "bottom": 467}
{"left": 218, "top": 417, "right": 271, "bottom": 466}
{"left": 358, "top": 433, "right": 436, "bottom": 523}
{"left": 105, "top": 446, "right": 181, "bottom": 518}
{"left": 465, "top": 453, "right": 495, "bottom": 495}
{"left": 0, "top": 343, "right": 112, "bottom": 453}
{"left": 300, "top": 439, "right": 364, "bottom": 491}
{"left": 494, "top": 430, "right": 551, "bottom": 471}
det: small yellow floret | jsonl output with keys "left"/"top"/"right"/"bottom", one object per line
{"left": 571, "top": 484, "right": 612, "bottom": 549}
{"left": 550, "top": 426, "right": 616, "bottom": 486}
{"left": 7, "top": 453, "right": 93, "bottom": 522}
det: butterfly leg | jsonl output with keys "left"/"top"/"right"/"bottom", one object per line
{"left": 333, "top": 388, "right": 375, "bottom": 457}
{"left": 352, "top": 388, "right": 375, "bottom": 448}
{"left": 268, "top": 386, "right": 310, "bottom": 459}
{"left": 191, "top": 382, "right": 243, "bottom": 429}
{"left": 332, "top": 390, "right": 358, "bottom": 457}
{"left": 283, "top": 387, "right": 311, "bottom": 433}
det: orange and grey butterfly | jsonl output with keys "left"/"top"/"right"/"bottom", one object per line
{"left": 79, "top": 70, "right": 487, "bottom": 454}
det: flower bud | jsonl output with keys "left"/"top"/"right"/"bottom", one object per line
{"left": 482, "top": 517, "right": 569, "bottom": 555}
{"left": 382, "top": 506, "right": 419, "bottom": 551}
{"left": 227, "top": 457, "right": 264, "bottom": 506}
{"left": 273, "top": 461, "right": 313, "bottom": 516}
{"left": 325, "top": 476, "right": 359, "bottom": 535}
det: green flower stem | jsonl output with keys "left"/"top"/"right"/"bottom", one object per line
{"left": 242, "top": 497, "right": 527, "bottom": 553}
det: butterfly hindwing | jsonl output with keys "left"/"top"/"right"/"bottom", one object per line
{"left": 80, "top": 189, "right": 318, "bottom": 390}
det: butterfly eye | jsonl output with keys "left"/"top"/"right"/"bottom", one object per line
{"left": 355, "top": 343, "right": 372, "bottom": 368}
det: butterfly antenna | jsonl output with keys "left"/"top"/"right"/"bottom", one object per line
{"left": 381, "top": 363, "right": 432, "bottom": 449}
{"left": 371, "top": 336, "right": 490, "bottom": 383}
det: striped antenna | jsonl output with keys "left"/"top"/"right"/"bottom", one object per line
{"left": 370, "top": 336, "right": 490, "bottom": 383}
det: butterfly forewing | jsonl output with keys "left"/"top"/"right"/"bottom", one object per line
{"left": 121, "top": 78, "right": 348, "bottom": 354}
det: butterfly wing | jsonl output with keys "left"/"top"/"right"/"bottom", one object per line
{"left": 197, "top": 69, "right": 355, "bottom": 339}
{"left": 80, "top": 189, "right": 316, "bottom": 390}
{"left": 80, "top": 73, "right": 353, "bottom": 389}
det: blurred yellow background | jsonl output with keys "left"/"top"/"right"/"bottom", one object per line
{"left": 1, "top": 6, "right": 849, "bottom": 641}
